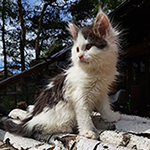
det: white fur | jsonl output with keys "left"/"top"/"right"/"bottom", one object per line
{"left": 64, "top": 30, "right": 120, "bottom": 139}
{"left": 25, "top": 11, "right": 120, "bottom": 140}
{"left": 8, "top": 109, "right": 27, "bottom": 120}
{"left": 26, "top": 102, "right": 76, "bottom": 134}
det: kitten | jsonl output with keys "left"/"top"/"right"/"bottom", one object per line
{"left": 3, "top": 10, "right": 120, "bottom": 140}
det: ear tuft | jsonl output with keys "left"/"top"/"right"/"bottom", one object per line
{"left": 67, "top": 22, "right": 78, "bottom": 40}
{"left": 93, "top": 11, "right": 110, "bottom": 37}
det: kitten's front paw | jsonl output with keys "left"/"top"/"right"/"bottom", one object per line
{"left": 102, "top": 111, "right": 121, "bottom": 123}
{"left": 80, "top": 130, "right": 99, "bottom": 140}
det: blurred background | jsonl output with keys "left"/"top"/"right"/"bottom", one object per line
{"left": 0, "top": 0, "right": 150, "bottom": 117}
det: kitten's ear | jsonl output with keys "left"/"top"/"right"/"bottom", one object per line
{"left": 67, "top": 22, "right": 78, "bottom": 40}
{"left": 93, "top": 11, "right": 110, "bottom": 37}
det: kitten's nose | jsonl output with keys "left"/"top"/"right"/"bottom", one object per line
{"left": 78, "top": 55, "right": 83, "bottom": 60}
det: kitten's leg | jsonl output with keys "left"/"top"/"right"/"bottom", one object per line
{"left": 75, "top": 103, "right": 99, "bottom": 139}
{"left": 98, "top": 97, "right": 121, "bottom": 122}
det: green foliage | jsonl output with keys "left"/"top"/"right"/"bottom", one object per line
{"left": 0, "top": 0, "right": 125, "bottom": 73}
{"left": 69, "top": 0, "right": 95, "bottom": 25}
{"left": 0, "top": 0, "right": 17, "bottom": 20}
{"left": 99, "top": 0, "right": 125, "bottom": 13}
{"left": 40, "top": 39, "right": 65, "bottom": 59}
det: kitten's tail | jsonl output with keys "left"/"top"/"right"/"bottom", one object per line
{"left": 2, "top": 117, "right": 33, "bottom": 137}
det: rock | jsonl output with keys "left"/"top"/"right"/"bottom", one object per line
{"left": 1, "top": 108, "right": 150, "bottom": 150}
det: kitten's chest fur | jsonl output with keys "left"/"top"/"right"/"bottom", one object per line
{"left": 65, "top": 66, "right": 111, "bottom": 105}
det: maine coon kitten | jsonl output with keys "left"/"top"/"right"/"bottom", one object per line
{"left": 3, "top": 10, "right": 120, "bottom": 140}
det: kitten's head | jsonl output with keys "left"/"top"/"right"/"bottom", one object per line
{"left": 68, "top": 10, "right": 119, "bottom": 72}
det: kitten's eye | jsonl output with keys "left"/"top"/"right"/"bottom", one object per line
{"left": 76, "top": 47, "right": 79, "bottom": 52}
{"left": 86, "top": 44, "right": 92, "bottom": 50}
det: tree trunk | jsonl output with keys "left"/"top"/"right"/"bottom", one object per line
{"left": 2, "top": 0, "right": 7, "bottom": 79}
{"left": 35, "top": 3, "right": 48, "bottom": 60}
{"left": 17, "top": 0, "right": 26, "bottom": 71}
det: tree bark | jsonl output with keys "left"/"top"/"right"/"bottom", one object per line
{"left": 17, "top": 0, "right": 26, "bottom": 71}
{"left": 1, "top": 111, "right": 150, "bottom": 150}
{"left": 2, "top": 0, "right": 7, "bottom": 79}
{"left": 35, "top": 3, "right": 48, "bottom": 60}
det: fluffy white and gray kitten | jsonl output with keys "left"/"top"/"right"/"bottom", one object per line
{"left": 4, "top": 10, "right": 120, "bottom": 140}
